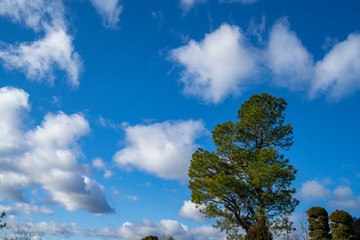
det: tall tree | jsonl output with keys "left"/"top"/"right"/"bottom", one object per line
{"left": 307, "top": 207, "right": 331, "bottom": 240}
{"left": 188, "top": 93, "right": 299, "bottom": 240}
{"left": 329, "top": 210, "right": 355, "bottom": 240}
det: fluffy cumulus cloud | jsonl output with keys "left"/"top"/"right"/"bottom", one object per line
{"left": 0, "top": 87, "right": 29, "bottom": 153}
{"left": 114, "top": 120, "right": 206, "bottom": 180}
{"left": 171, "top": 19, "right": 360, "bottom": 102}
{"left": 329, "top": 186, "right": 360, "bottom": 211}
{"left": 298, "top": 180, "right": 330, "bottom": 200}
{"left": 179, "top": 200, "right": 206, "bottom": 222}
{"left": 0, "top": 0, "right": 82, "bottom": 86}
{"left": 171, "top": 24, "right": 257, "bottom": 104}
{"left": 299, "top": 180, "right": 360, "bottom": 212}
{"left": 90, "top": 0, "right": 123, "bottom": 29}
{"left": 265, "top": 19, "right": 313, "bottom": 90}
{"left": 0, "top": 86, "right": 112, "bottom": 213}
{"left": 3, "top": 217, "right": 225, "bottom": 240}
{"left": 311, "top": 33, "right": 360, "bottom": 100}
{"left": 87, "top": 219, "right": 226, "bottom": 240}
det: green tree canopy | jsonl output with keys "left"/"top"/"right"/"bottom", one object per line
{"left": 188, "top": 93, "right": 299, "bottom": 240}
{"left": 329, "top": 210, "right": 355, "bottom": 240}
{"left": 141, "top": 235, "right": 159, "bottom": 240}
{"left": 307, "top": 206, "right": 331, "bottom": 240}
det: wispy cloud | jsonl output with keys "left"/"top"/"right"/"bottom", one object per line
{"left": 0, "top": 203, "right": 54, "bottom": 216}
{"left": 92, "top": 157, "right": 114, "bottom": 179}
{"left": 0, "top": 29, "right": 82, "bottom": 86}
{"left": 0, "top": 0, "right": 82, "bottom": 86}
{"left": 180, "top": 0, "right": 259, "bottom": 11}
{"left": 90, "top": 0, "right": 123, "bottom": 29}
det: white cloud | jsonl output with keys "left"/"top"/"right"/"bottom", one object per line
{"left": 170, "top": 18, "right": 360, "bottom": 102}
{"left": 0, "top": 0, "right": 82, "bottom": 86}
{"left": 0, "top": 203, "right": 53, "bottom": 216}
{"left": 92, "top": 157, "right": 114, "bottom": 179}
{"left": 97, "top": 115, "right": 121, "bottom": 131}
{"left": 88, "top": 219, "right": 226, "bottom": 240}
{"left": 90, "top": 0, "right": 123, "bottom": 29}
{"left": 220, "top": 0, "right": 258, "bottom": 3}
{"left": 170, "top": 24, "right": 257, "bottom": 104}
{"left": 180, "top": 0, "right": 258, "bottom": 11}
{"left": 3, "top": 215, "right": 81, "bottom": 239}
{"left": 328, "top": 197, "right": 360, "bottom": 211}
{"left": 299, "top": 180, "right": 360, "bottom": 212}
{"left": 179, "top": 0, "right": 206, "bottom": 11}
{"left": 93, "top": 158, "right": 106, "bottom": 169}
{"left": 329, "top": 186, "right": 360, "bottom": 211}
{"left": 3, "top": 217, "right": 225, "bottom": 240}
{"left": 311, "top": 33, "right": 360, "bottom": 100}
{"left": 122, "top": 195, "right": 139, "bottom": 202}
{"left": 333, "top": 186, "right": 354, "bottom": 199}
{"left": 298, "top": 180, "right": 330, "bottom": 200}
{"left": 0, "top": 0, "right": 65, "bottom": 31}
{"left": 266, "top": 19, "right": 313, "bottom": 90}
{"left": 0, "top": 87, "right": 29, "bottom": 153}
{"left": 0, "top": 29, "right": 82, "bottom": 86}
{"left": 179, "top": 200, "right": 206, "bottom": 222}
{"left": 114, "top": 120, "right": 206, "bottom": 180}
{"left": 0, "top": 86, "right": 112, "bottom": 214}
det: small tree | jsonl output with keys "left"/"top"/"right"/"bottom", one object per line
{"left": 329, "top": 210, "right": 355, "bottom": 240}
{"left": 188, "top": 93, "right": 299, "bottom": 239}
{"left": 307, "top": 207, "right": 330, "bottom": 240}
{"left": 141, "top": 236, "right": 159, "bottom": 240}
{"left": 0, "top": 212, "right": 6, "bottom": 231}
{"left": 298, "top": 212, "right": 309, "bottom": 240}
{"left": 272, "top": 215, "right": 296, "bottom": 240}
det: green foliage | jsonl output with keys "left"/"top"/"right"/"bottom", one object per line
{"left": 352, "top": 218, "right": 360, "bottom": 240}
{"left": 307, "top": 207, "right": 331, "bottom": 240}
{"left": 188, "top": 93, "right": 299, "bottom": 239}
{"left": 141, "top": 235, "right": 159, "bottom": 240}
{"left": 272, "top": 215, "right": 296, "bottom": 239}
{"left": 329, "top": 210, "right": 355, "bottom": 240}
{"left": 0, "top": 212, "right": 6, "bottom": 230}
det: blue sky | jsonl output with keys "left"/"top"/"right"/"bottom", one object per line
{"left": 0, "top": 0, "right": 359, "bottom": 239}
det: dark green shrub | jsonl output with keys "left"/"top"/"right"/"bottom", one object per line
{"left": 141, "top": 235, "right": 159, "bottom": 240}
{"left": 307, "top": 207, "right": 331, "bottom": 240}
{"left": 329, "top": 210, "right": 355, "bottom": 240}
